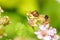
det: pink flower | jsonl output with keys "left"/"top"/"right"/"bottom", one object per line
{"left": 48, "top": 27, "right": 56, "bottom": 36}
{"left": 34, "top": 24, "right": 59, "bottom": 40}
{"left": 39, "top": 24, "right": 49, "bottom": 31}
{"left": 43, "top": 35, "right": 51, "bottom": 40}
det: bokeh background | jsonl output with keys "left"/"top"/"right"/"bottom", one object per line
{"left": 0, "top": 0, "right": 60, "bottom": 40}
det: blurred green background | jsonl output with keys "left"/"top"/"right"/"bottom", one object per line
{"left": 0, "top": 0, "right": 60, "bottom": 40}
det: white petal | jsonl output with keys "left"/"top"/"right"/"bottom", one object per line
{"left": 34, "top": 31, "right": 40, "bottom": 35}
{"left": 53, "top": 28, "right": 57, "bottom": 33}
{"left": 43, "top": 36, "right": 51, "bottom": 40}
{"left": 39, "top": 25, "right": 46, "bottom": 30}
{"left": 45, "top": 24, "right": 49, "bottom": 28}
{"left": 26, "top": 16, "right": 29, "bottom": 20}
{"left": 37, "top": 35, "right": 43, "bottom": 39}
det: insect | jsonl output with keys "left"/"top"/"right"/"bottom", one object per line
{"left": 26, "top": 10, "right": 39, "bottom": 27}
{"left": 26, "top": 10, "right": 50, "bottom": 30}
{"left": 39, "top": 15, "right": 50, "bottom": 25}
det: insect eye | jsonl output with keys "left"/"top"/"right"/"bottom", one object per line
{"left": 45, "top": 15, "right": 48, "bottom": 19}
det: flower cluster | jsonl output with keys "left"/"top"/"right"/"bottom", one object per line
{"left": 0, "top": 6, "right": 11, "bottom": 38}
{"left": 26, "top": 10, "right": 59, "bottom": 40}
{"left": 34, "top": 24, "right": 59, "bottom": 40}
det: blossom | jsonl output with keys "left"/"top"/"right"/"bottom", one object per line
{"left": 39, "top": 24, "right": 49, "bottom": 31}
{"left": 34, "top": 31, "right": 43, "bottom": 39}
{"left": 34, "top": 24, "right": 59, "bottom": 40}
{"left": 43, "top": 35, "right": 51, "bottom": 40}
{"left": 47, "top": 27, "right": 56, "bottom": 36}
